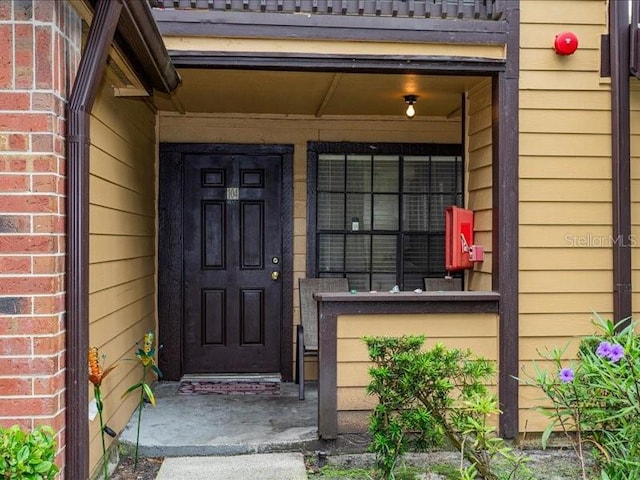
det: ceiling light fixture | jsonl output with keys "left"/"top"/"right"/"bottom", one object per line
{"left": 403, "top": 94, "right": 418, "bottom": 119}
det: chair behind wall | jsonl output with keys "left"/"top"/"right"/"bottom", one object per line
{"left": 296, "top": 277, "right": 349, "bottom": 400}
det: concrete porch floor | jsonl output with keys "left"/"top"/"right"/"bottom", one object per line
{"left": 119, "top": 381, "right": 320, "bottom": 458}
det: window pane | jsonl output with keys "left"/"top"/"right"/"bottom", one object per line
{"left": 346, "top": 235, "right": 371, "bottom": 271}
{"left": 318, "top": 154, "right": 344, "bottom": 191}
{"left": 403, "top": 235, "right": 429, "bottom": 272}
{"left": 456, "top": 157, "right": 463, "bottom": 192}
{"left": 318, "top": 273, "right": 345, "bottom": 279}
{"left": 373, "top": 155, "right": 399, "bottom": 192}
{"left": 346, "top": 194, "right": 372, "bottom": 230}
{"left": 317, "top": 192, "right": 344, "bottom": 230}
{"left": 318, "top": 234, "right": 344, "bottom": 273}
{"left": 373, "top": 194, "right": 399, "bottom": 230}
{"left": 403, "top": 156, "right": 430, "bottom": 193}
{"left": 372, "top": 274, "right": 397, "bottom": 291}
{"left": 347, "top": 273, "right": 369, "bottom": 292}
{"left": 403, "top": 273, "right": 425, "bottom": 291}
{"left": 431, "top": 156, "right": 458, "bottom": 193}
{"left": 403, "top": 194, "right": 429, "bottom": 231}
{"left": 430, "top": 194, "right": 455, "bottom": 231}
{"left": 346, "top": 155, "right": 371, "bottom": 192}
{"left": 429, "top": 234, "right": 446, "bottom": 272}
{"left": 372, "top": 235, "right": 396, "bottom": 272}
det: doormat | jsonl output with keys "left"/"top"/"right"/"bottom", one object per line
{"left": 178, "top": 380, "right": 280, "bottom": 396}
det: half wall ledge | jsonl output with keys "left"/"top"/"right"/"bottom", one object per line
{"left": 315, "top": 290, "right": 500, "bottom": 439}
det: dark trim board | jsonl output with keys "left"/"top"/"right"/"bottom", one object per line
{"left": 610, "top": 0, "right": 632, "bottom": 326}
{"left": 493, "top": 0, "right": 519, "bottom": 440}
{"left": 153, "top": 9, "right": 507, "bottom": 44}
{"left": 67, "top": 3, "right": 123, "bottom": 478}
{"left": 158, "top": 148, "right": 184, "bottom": 381}
{"left": 170, "top": 52, "right": 505, "bottom": 73}
{"left": 153, "top": 0, "right": 506, "bottom": 21}
{"left": 158, "top": 143, "right": 295, "bottom": 382}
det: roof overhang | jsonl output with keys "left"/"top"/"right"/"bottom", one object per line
{"left": 84, "top": 0, "right": 181, "bottom": 93}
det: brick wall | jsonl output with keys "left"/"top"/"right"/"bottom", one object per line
{"left": 0, "top": 0, "right": 81, "bottom": 474}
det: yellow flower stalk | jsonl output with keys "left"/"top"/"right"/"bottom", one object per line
{"left": 123, "top": 331, "right": 163, "bottom": 470}
{"left": 143, "top": 332, "right": 153, "bottom": 355}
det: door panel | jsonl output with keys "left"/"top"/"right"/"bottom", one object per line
{"left": 183, "top": 154, "right": 282, "bottom": 374}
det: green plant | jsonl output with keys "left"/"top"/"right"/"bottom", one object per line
{"left": 365, "top": 335, "right": 531, "bottom": 480}
{"left": 523, "top": 313, "right": 640, "bottom": 480}
{"left": 89, "top": 346, "right": 117, "bottom": 480}
{"left": 122, "top": 331, "right": 162, "bottom": 470}
{"left": 317, "top": 464, "right": 376, "bottom": 479}
{"left": 0, "top": 425, "right": 58, "bottom": 479}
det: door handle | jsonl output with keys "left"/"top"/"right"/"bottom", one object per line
{"left": 271, "top": 271, "right": 280, "bottom": 281}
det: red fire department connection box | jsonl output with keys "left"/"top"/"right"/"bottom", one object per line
{"left": 445, "top": 206, "right": 484, "bottom": 271}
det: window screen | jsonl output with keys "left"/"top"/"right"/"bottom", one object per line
{"left": 312, "top": 144, "right": 463, "bottom": 292}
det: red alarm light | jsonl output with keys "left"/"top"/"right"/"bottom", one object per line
{"left": 554, "top": 31, "right": 579, "bottom": 56}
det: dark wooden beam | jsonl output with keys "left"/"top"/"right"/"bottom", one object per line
{"left": 609, "top": 0, "right": 632, "bottom": 326}
{"left": 169, "top": 52, "right": 505, "bottom": 73}
{"left": 154, "top": 0, "right": 504, "bottom": 18}
{"left": 158, "top": 149, "right": 184, "bottom": 381}
{"left": 493, "top": 0, "right": 519, "bottom": 440}
{"left": 280, "top": 148, "right": 295, "bottom": 382}
{"left": 153, "top": 9, "right": 507, "bottom": 45}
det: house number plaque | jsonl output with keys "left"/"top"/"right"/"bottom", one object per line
{"left": 226, "top": 187, "right": 239, "bottom": 201}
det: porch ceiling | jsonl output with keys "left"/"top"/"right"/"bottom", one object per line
{"left": 154, "top": 68, "right": 488, "bottom": 117}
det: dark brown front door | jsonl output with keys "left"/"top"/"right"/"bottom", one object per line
{"left": 182, "top": 153, "right": 283, "bottom": 374}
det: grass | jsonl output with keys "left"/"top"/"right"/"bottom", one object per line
{"left": 313, "top": 464, "right": 425, "bottom": 480}
{"left": 307, "top": 449, "right": 598, "bottom": 479}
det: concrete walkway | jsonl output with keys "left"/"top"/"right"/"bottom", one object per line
{"left": 155, "top": 453, "right": 308, "bottom": 480}
{"left": 119, "top": 381, "right": 319, "bottom": 457}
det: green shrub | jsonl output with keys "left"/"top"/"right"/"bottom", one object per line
{"left": 365, "top": 335, "right": 530, "bottom": 480}
{"left": 522, "top": 313, "right": 640, "bottom": 479}
{"left": 0, "top": 425, "right": 58, "bottom": 479}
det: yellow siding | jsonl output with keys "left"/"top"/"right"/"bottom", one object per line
{"left": 162, "top": 36, "right": 505, "bottom": 60}
{"left": 160, "top": 112, "right": 461, "bottom": 381}
{"left": 466, "top": 79, "right": 492, "bottom": 290}
{"left": 518, "top": 0, "right": 611, "bottom": 433}
{"left": 335, "top": 313, "right": 498, "bottom": 433}
{"left": 88, "top": 77, "right": 158, "bottom": 475}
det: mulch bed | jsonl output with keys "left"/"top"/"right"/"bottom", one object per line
{"left": 177, "top": 381, "right": 280, "bottom": 395}
{"left": 109, "top": 456, "right": 163, "bottom": 480}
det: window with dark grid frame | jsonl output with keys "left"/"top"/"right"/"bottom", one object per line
{"left": 312, "top": 143, "right": 463, "bottom": 292}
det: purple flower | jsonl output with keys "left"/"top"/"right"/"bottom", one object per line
{"left": 608, "top": 344, "right": 625, "bottom": 363}
{"left": 596, "top": 341, "right": 612, "bottom": 358}
{"left": 559, "top": 367, "right": 574, "bottom": 383}
{"left": 596, "top": 341, "right": 625, "bottom": 362}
